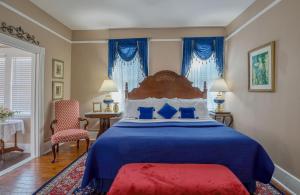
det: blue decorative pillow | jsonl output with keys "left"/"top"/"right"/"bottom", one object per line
{"left": 138, "top": 107, "right": 155, "bottom": 119}
{"left": 179, "top": 107, "right": 196, "bottom": 119}
{"left": 158, "top": 103, "right": 177, "bottom": 119}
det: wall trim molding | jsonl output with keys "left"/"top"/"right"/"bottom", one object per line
{"left": 72, "top": 40, "right": 107, "bottom": 44}
{"left": 150, "top": 38, "right": 182, "bottom": 42}
{"left": 72, "top": 39, "right": 183, "bottom": 44}
{"left": 225, "top": 0, "right": 282, "bottom": 41}
{"left": 0, "top": 32, "right": 45, "bottom": 158}
{"left": 2, "top": 0, "right": 282, "bottom": 43}
{"left": 0, "top": 1, "right": 72, "bottom": 43}
{"left": 273, "top": 164, "right": 300, "bottom": 194}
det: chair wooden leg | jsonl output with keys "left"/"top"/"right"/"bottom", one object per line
{"left": 86, "top": 138, "right": 90, "bottom": 152}
{"left": 77, "top": 140, "right": 80, "bottom": 149}
{"left": 51, "top": 144, "right": 57, "bottom": 163}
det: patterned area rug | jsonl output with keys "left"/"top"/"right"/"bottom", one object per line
{"left": 34, "top": 153, "right": 283, "bottom": 195}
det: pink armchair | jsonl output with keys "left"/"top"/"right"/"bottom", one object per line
{"left": 50, "top": 100, "right": 90, "bottom": 163}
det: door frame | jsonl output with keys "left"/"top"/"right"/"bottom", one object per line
{"left": 0, "top": 33, "right": 45, "bottom": 160}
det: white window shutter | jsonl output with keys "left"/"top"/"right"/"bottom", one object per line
{"left": 11, "top": 57, "right": 33, "bottom": 116}
{"left": 0, "top": 57, "right": 5, "bottom": 107}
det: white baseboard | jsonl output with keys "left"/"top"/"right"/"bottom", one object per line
{"left": 41, "top": 140, "right": 52, "bottom": 155}
{"left": 273, "top": 164, "right": 300, "bottom": 194}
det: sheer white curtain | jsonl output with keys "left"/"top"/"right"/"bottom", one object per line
{"left": 111, "top": 53, "right": 145, "bottom": 111}
{"left": 187, "top": 53, "right": 219, "bottom": 110}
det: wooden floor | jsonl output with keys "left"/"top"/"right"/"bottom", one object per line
{"left": 0, "top": 141, "right": 87, "bottom": 194}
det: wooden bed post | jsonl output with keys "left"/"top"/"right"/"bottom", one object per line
{"left": 203, "top": 81, "right": 207, "bottom": 99}
{"left": 125, "top": 82, "right": 128, "bottom": 100}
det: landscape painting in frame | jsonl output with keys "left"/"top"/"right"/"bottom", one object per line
{"left": 52, "top": 59, "right": 64, "bottom": 79}
{"left": 248, "top": 41, "right": 275, "bottom": 92}
{"left": 52, "top": 81, "right": 64, "bottom": 100}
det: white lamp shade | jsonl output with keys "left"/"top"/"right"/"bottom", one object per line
{"left": 99, "top": 79, "right": 118, "bottom": 92}
{"left": 209, "top": 78, "right": 230, "bottom": 92}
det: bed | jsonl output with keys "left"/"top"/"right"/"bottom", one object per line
{"left": 81, "top": 70, "right": 274, "bottom": 193}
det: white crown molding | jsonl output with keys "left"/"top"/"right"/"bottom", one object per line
{"left": 225, "top": 0, "right": 282, "bottom": 41}
{"left": 0, "top": 1, "right": 72, "bottom": 43}
{"left": 0, "top": 2, "right": 184, "bottom": 44}
{"left": 72, "top": 39, "right": 182, "bottom": 44}
{"left": 273, "top": 164, "right": 300, "bottom": 194}
{"left": 150, "top": 39, "right": 181, "bottom": 42}
{"left": 72, "top": 40, "right": 108, "bottom": 44}
{"left": 0, "top": 0, "right": 282, "bottom": 43}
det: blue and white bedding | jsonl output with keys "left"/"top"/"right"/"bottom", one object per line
{"left": 81, "top": 119, "right": 274, "bottom": 193}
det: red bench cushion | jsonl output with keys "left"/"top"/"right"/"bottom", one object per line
{"left": 108, "top": 163, "right": 249, "bottom": 195}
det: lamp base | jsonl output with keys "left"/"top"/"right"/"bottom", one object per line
{"left": 104, "top": 104, "right": 113, "bottom": 112}
{"left": 103, "top": 98, "right": 114, "bottom": 112}
{"left": 215, "top": 103, "right": 224, "bottom": 112}
{"left": 214, "top": 92, "right": 225, "bottom": 113}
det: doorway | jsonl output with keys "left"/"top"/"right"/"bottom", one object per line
{"left": 0, "top": 33, "right": 44, "bottom": 176}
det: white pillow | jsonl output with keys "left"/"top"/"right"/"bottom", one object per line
{"left": 124, "top": 99, "right": 150, "bottom": 119}
{"left": 176, "top": 98, "right": 209, "bottom": 119}
{"left": 124, "top": 98, "right": 208, "bottom": 119}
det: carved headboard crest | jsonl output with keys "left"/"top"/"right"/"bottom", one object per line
{"left": 125, "top": 70, "right": 207, "bottom": 99}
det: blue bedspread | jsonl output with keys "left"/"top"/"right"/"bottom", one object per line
{"left": 81, "top": 121, "right": 274, "bottom": 192}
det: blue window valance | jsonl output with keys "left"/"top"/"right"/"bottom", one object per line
{"left": 108, "top": 38, "right": 148, "bottom": 78}
{"left": 181, "top": 37, "right": 224, "bottom": 76}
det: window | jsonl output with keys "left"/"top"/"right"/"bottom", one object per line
{"left": 0, "top": 55, "right": 33, "bottom": 116}
{"left": 186, "top": 53, "right": 219, "bottom": 110}
{"left": 112, "top": 53, "right": 145, "bottom": 110}
{"left": 11, "top": 57, "right": 33, "bottom": 116}
{"left": 0, "top": 57, "right": 5, "bottom": 106}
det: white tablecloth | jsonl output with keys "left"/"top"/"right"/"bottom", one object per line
{"left": 0, "top": 119, "right": 25, "bottom": 142}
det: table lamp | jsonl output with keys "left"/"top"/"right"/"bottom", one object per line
{"left": 99, "top": 79, "right": 118, "bottom": 112}
{"left": 209, "top": 78, "right": 230, "bottom": 112}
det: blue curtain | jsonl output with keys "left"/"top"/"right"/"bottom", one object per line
{"left": 108, "top": 38, "right": 148, "bottom": 78}
{"left": 181, "top": 37, "right": 224, "bottom": 76}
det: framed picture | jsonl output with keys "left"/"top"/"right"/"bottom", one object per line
{"left": 248, "top": 41, "right": 275, "bottom": 92}
{"left": 52, "top": 81, "right": 64, "bottom": 100}
{"left": 52, "top": 59, "right": 64, "bottom": 79}
{"left": 93, "top": 102, "right": 102, "bottom": 112}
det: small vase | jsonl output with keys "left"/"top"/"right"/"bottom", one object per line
{"left": 113, "top": 103, "right": 119, "bottom": 113}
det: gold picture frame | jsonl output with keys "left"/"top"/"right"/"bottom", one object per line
{"left": 52, "top": 81, "right": 64, "bottom": 100}
{"left": 93, "top": 102, "right": 102, "bottom": 112}
{"left": 52, "top": 59, "right": 64, "bottom": 79}
{"left": 248, "top": 41, "right": 275, "bottom": 92}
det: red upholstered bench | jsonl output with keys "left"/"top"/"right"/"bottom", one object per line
{"left": 108, "top": 163, "right": 249, "bottom": 195}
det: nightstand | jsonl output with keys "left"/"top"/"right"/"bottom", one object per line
{"left": 209, "top": 111, "right": 233, "bottom": 127}
{"left": 85, "top": 112, "right": 122, "bottom": 138}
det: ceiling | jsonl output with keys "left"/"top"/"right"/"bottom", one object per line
{"left": 30, "top": 0, "right": 256, "bottom": 30}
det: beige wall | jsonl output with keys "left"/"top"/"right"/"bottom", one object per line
{"left": 225, "top": 0, "right": 300, "bottom": 178}
{"left": 71, "top": 27, "right": 225, "bottom": 128}
{"left": 0, "top": 0, "right": 72, "bottom": 142}
{"left": 226, "top": 0, "right": 274, "bottom": 35}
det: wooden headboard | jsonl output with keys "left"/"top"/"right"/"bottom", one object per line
{"left": 125, "top": 70, "right": 207, "bottom": 99}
